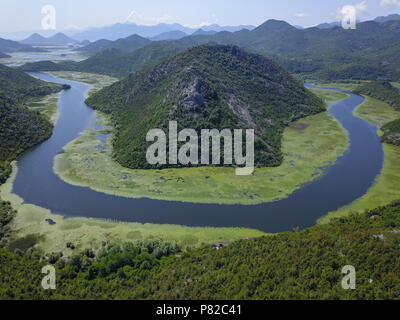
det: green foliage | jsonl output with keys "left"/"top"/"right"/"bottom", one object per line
{"left": 0, "top": 63, "right": 64, "bottom": 184}
{"left": 76, "top": 34, "right": 151, "bottom": 55}
{"left": 86, "top": 45, "right": 325, "bottom": 169}
{"left": 0, "top": 63, "right": 64, "bottom": 104}
{"left": 2, "top": 201, "right": 400, "bottom": 299}
{"left": 381, "top": 119, "right": 400, "bottom": 146}
{"left": 353, "top": 80, "right": 400, "bottom": 111}
{"left": 0, "top": 200, "right": 16, "bottom": 245}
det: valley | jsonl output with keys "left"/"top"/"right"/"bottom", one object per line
{"left": 1, "top": 5, "right": 400, "bottom": 301}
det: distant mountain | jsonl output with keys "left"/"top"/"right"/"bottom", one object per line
{"left": 374, "top": 14, "right": 400, "bottom": 23}
{"left": 199, "top": 24, "right": 256, "bottom": 33}
{"left": 76, "top": 34, "right": 151, "bottom": 55}
{"left": 86, "top": 45, "right": 325, "bottom": 169}
{"left": 0, "top": 37, "right": 45, "bottom": 53}
{"left": 70, "top": 23, "right": 255, "bottom": 41}
{"left": 0, "top": 52, "right": 10, "bottom": 58}
{"left": 192, "top": 29, "right": 218, "bottom": 36}
{"left": 80, "top": 40, "right": 91, "bottom": 46}
{"left": 150, "top": 30, "right": 188, "bottom": 41}
{"left": 22, "top": 19, "right": 400, "bottom": 81}
{"left": 315, "top": 21, "right": 341, "bottom": 29}
{"left": 20, "top": 32, "right": 78, "bottom": 46}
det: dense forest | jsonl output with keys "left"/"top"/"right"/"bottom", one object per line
{"left": 1, "top": 201, "right": 400, "bottom": 300}
{"left": 353, "top": 80, "right": 400, "bottom": 111}
{"left": 19, "top": 19, "right": 400, "bottom": 81}
{"left": 86, "top": 44, "right": 325, "bottom": 169}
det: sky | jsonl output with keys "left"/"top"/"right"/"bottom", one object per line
{"left": 0, "top": 0, "right": 400, "bottom": 33}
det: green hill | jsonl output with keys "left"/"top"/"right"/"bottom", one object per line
{"left": 1, "top": 200, "right": 400, "bottom": 299}
{"left": 0, "top": 64, "right": 66, "bottom": 183}
{"left": 86, "top": 45, "right": 325, "bottom": 169}
{"left": 0, "top": 52, "right": 10, "bottom": 58}
{"left": 0, "top": 37, "right": 45, "bottom": 53}
{"left": 76, "top": 34, "right": 151, "bottom": 56}
{"left": 353, "top": 80, "right": 400, "bottom": 111}
{"left": 381, "top": 119, "right": 400, "bottom": 146}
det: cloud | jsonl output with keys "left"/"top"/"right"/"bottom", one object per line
{"left": 355, "top": 0, "right": 368, "bottom": 13}
{"left": 295, "top": 13, "right": 311, "bottom": 18}
{"left": 183, "top": 22, "right": 214, "bottom": 29}
{"left": 125, "top": 10, "right": 172, "bottom": 26}
{"left": 380, "top": 0, "right": 400, "bottom": 8}
{"left": 335, "top": 1, "right": 369, "bottom": 19}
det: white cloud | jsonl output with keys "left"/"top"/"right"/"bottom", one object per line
{"left": 183, "top": 22, "right": 214, "bottom": 29}
{"left": 380, "top": 0, "right": 400, "bottom": 8}
{"left": 335, "top": 1, "right": 369, "bottom": 19}
{"left": 295, "top": 13, "right": 311, "bottom": 18}
{"left": 125, "top": 10, "right": 172, "bottom": 26}
{"left": 355, "top": 0, "right": 368, "bottom": 13}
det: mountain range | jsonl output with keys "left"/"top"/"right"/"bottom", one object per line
{"left": 0, "top": 37, "right": 46, "bottom": 53}
{"left": 70, "top": 23, "right": 256, "bottom": 41}
{"left": 20, "top": 17, "right": 400, "bottom": 81}
{"left": 20, "top": 33, "right": 79, "bottom": 46}
{"left": 76, "top": 34, "right": 151, "bottom": 55}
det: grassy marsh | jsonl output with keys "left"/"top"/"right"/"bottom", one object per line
{"left": 319, "top": 95, "right": 400, "bottom": 223}
{"left": 1, "top": 162, "right": 265, "bottom": 255}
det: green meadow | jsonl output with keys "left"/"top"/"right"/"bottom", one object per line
{"left": 319, "top": 95, "right": 400, "bottom": 223}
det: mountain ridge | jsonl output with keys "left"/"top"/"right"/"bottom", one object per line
{"left": 86, "top": 44, "right": 325, "bottom": 169}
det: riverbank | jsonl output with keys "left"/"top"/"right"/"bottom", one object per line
{"left": 319, "top": 95, "right": 400, "bottom": 223}
{"left": 2, "top": 162, "right": 264, "bottom": 255}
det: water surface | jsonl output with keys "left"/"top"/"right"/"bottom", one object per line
{"left": 12, "top": 74, "right": 384, "bottom": 233}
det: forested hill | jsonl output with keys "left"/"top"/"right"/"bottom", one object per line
{"left": 86, "top": 45, "right": 325, "bottom": 169}
{"left": 75, "top": 34, "right": 151, "bottom": 55}
{"left": 0, "top": 64, "right": 66, "bottom": 183}
{"left": 0, "top": 52, "right": 10, "bottom": 58}
{"left": 19, "top": 19, "right": 400, "bottom": 80}
{"left": 353, "top": 81, "right": 400, "bottom": 111}
{"left": 1, "top": 200, "right": 400, "bottom": 299}
{"left": 0, "top": 64, "right": 66, "bottom": 104}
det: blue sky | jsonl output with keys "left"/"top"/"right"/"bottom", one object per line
{"left": 1, "top": 0, "right": 400, "bottom": 32}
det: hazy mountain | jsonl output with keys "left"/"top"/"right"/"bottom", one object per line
{"left": 86, "top": 44, "right": 325, "bottom": 169}
{"left": 192, "top": 29, "right": 218, "bottom": 36}
{"left": 150, "top": 30, "right": 188, "bottom": 41}
{"left": 70, "top": 23, "right": 255, "bottom": 41}
{"left": 76, "top": 34, "right": 151, "bottom": 55}
{"left": 21, "top": 19, "right": 400, "bottom": 80}
{"left": 375, "top": 14, "right": 400, "bottom": 23}
{"left": 199, "top": 24, "right": 255, "bottom": 33}
{"left": 0, "top": 52, "right": 10, "bottom": 58}
{"left": 315, "top": 21, "right": 341, "bottom": 29}
{"left": 0, "top": 37, "right": 45, "bottom": 53}
{"left": 20, "top": 32, "right": 78, "bottom": 46}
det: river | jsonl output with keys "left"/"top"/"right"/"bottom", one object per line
{"left": 11, "top": 73, "right": 384, "bottom": 233}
